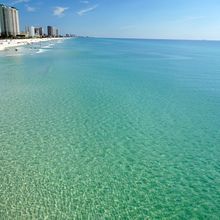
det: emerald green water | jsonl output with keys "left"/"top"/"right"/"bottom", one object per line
{"left": 0, "top": 38, "right": 220, "bottom": 219}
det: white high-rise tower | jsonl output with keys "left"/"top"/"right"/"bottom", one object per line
{"left": 0, "top": 4, "right": 20, "bottom": 37}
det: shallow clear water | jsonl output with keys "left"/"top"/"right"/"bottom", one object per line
{"left": 0, "top": 38, "right": 220, "bottom": 219}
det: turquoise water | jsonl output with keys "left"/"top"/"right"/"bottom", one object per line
{"left": 0, "top": 38, "right": 220, "bottom": 219}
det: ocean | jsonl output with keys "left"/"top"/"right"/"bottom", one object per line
{"left": 0, "top": 38, "right": 220, "bottom": 219}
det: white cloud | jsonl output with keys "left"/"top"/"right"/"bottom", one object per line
{"left": 11, "top": 0, "right": 29, "bottom": 5}
{"left": 53, "top": 6, "right": 69, "bottom": 17}
{"left": 77, "top": 4, "right": 98, "bottom": 16}
{"left": 25, "top": 5, "right": 35, "bottom": 12}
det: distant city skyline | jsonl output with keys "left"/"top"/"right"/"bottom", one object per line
{"left": 2, "top": 0, "right": 220, "bottom": 40}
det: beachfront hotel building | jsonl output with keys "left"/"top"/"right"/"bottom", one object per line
{"left": 0, "top": 4, "right": 20, "bottom": 37}
{"left": 25, "top": 26, "right": 44, "bottom": 38}
{"left": 47, "top": 26, "right": 59, "bottom": 37}
{"left": 35, "top": 27, "right": 44, "bottom": 37}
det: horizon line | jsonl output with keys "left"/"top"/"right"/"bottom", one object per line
{"left": 79, "top": 36, "right": 220, "bottom": 42}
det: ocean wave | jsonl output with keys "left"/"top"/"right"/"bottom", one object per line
{"left": 36, "top": 49, "right": 48, "bottom": 54}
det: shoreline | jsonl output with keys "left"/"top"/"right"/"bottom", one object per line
{"left": 0, "top": 38, "right": 66, "bottom": 51}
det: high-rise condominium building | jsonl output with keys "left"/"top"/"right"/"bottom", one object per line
{"left": 0, "top": 4, "right": 20, "bottom": 37}
{"left": 55, "top": 28, "right": 59, "bottom": 37}
{"left": 47, "top": 26, "right": 58, "bottom": 37}
{"left": 29, "top": 26, "right": 35, "bottom": 37}
{"left": 39, "top": 27, "right": 44, "bottom": 36}
{"left": 34, "top": 27, "right": 44, "bottom": 37}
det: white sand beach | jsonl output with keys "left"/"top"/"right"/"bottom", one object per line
{"left": 0, "top": 38, "right": 65, "bottom": 51}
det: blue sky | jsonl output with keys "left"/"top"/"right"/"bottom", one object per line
{"left": 3, "top": 0, "right": 220, "bottom": 39}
